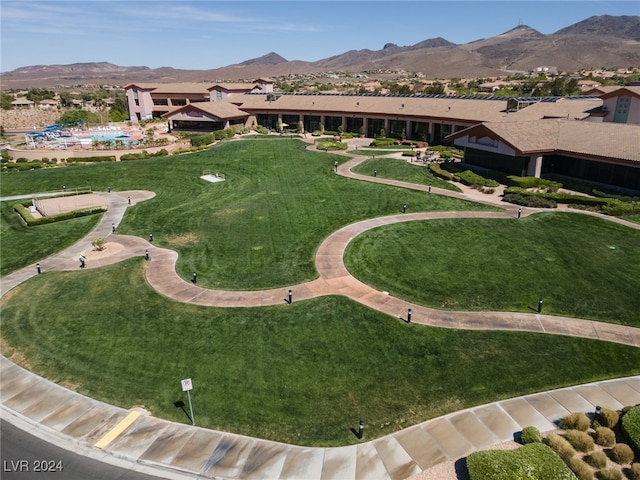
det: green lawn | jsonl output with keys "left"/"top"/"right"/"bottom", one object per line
{"left": 3, "top": 258, "right": 639, "bottom": 447}
{"left": 0, "top": 201, "right": 102, "bottom": 276}
{"left": 351, "top": 157, "right": 460, "bottom": 191}
{"left": 0, "top": 138, "right": 494, "bottom": 286}
{"left": 344, "top": 212, "right": 640, "bottom": 326}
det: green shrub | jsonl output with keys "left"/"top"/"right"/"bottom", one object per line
{"left": 369, "top": 138, "right": 397, "bottom": 147}
{"left": 628, "top": 463, "right": 640, "bottom": 480}
{"left": 599, "top": 408, "right": 620, "bottom": 429}
{"left": 596, "top": 468, "right": 622, "bottom": 480}
{"left": 622, "top": 406, "right": 640, "bottom": 456}
{"left": 602, "top": 200, "right": 640, "bottom": 216}
{"left": 506, "top": 175, "right": 562, "bottom": 191}
{"left": 428, "top": 162, "right": 458, "bottom": 182}
{"left": 594, "top": 427, "right": 616, "bottom": 447}
{"left": 503, "top": 193, "right": 557, "bottom": 208}
{"left": 315, "top": 139, "right": 347, "bottom": 151}
{"left": 173, "top": 145, "right": 209, "bottom": 155}
{"left": 120, "top": 149, "right": 169, "bottom": 161}
{"left": 562, "top": 413, "right": 592, "bottom": 432}
{"left": 521, "top": 426, "right": 542, "bottom": 444}
{"left": 13, "top": 202, "right": 105, "bottom": 227}
{"left": 457, "top": 170, "right": 486, "bottom": 187}
{"left": 567, "top": 456, "right": 594, "bottom": 480}
{"left": 76, "top": 155, "right": 116, "bottom": 163}
{"left": 3, "top": 161, "right": 45, "bottom": 171}
{"left": 546, "top": 432, "right": 577, "bottom": 461}
{"left": 467, "top": 442, "right": 578, "bottom": 480}
{"left": 485, "top": 179, "right": 500, "bottom": 188}
{"left": 584, "top": 451, "right": 608, "bottom": 468}
{"left": 565, "top": 430, "right": 595, "bottom": 452}
{"left": 610, "top": 443, "right": 635, "bottom": 464}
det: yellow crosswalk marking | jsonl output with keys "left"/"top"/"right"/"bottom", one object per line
{"left": 94, "top": 410, "right": 141, "bottom": 449}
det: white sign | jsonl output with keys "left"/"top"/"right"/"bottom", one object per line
{"left": 181, "top": 378, "right": 193, "bottom": 392}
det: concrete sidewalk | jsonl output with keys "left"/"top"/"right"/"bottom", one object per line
{"left": 3, "top": 357, "right": 638, "bottom": 480}
{"left": 2, "top": 155, "right": 640, "bottom": 479}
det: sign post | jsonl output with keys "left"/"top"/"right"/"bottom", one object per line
{"left": 181, "top": 378, "right": 195, "bottom": 426}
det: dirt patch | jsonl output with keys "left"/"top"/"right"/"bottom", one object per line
{"left": 82, "top": 242, "right": 124, "bottom": 260}
{"left": 166, "top": 232, "right": 200, "bottom": 247}
{"left": 212, "top": 208, "right": 245, "bottom": 218}
{"left": 0, "top": 337, "right": 33, "bottom": 371}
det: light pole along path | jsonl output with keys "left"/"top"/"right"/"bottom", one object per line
{"left": 1, "top": 144, "right": 639, "bottom": 480}
{"left": 4, "top": 147, "right": 636, "bottom": 347}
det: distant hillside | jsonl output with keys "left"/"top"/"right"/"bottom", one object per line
{"left": 555, "top": 15, "right": 640, "bottom": 41}
{"left": 1, "top": 15, "right": 639, "bottom": 89}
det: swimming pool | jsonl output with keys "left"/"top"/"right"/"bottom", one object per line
{"left": 91, "top": 131, "right": 131, "bottom": 141}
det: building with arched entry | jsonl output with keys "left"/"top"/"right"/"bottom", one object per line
{"left": 124, "top": 82, "right": 640, "bottom": 193}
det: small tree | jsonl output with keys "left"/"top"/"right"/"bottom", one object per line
{"left": 92, "top": 238, "right": 106, "bottom": 251}
{"left": 297, "top": 121, "right": 304, "bottom": 134}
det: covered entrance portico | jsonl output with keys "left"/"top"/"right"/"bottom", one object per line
{"left": 163, "top": 103, "right": 249, "bottom": 133}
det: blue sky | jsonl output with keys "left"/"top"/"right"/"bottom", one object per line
{"left": 1, "top": 1, "right": 638, "bottom": 73}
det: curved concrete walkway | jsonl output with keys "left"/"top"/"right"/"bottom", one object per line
{"left": 2, "top": 143, "right": 640, "bottom": 479}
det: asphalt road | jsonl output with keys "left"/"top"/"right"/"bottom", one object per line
{"left": 0, "top": 421, "right": 168, "bottom": 480}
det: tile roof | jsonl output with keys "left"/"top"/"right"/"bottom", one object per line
{"left": 229, "top": 93, "right": 601, "bottom": 125}
{"left": 231, "top": 93, "right": 511, "bottom": 123}
{"left": 450, "top": 120, "right": 640, "bottom": 163}
{"left": 162, "top": 101, "right": 247, "bottom": 120}
{"left": 126, "top": 83, "right": 214, "bottom": 95}
{"left": 599, "top": 86, "right": 640, "bottom": 100}
{"left": 506, "top": 98, "right": 602, "bottom": 121}
{"left": 209, "top": 83, "right": 257, "bottom": 91}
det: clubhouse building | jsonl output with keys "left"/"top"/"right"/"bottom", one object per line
{"left": 124, "top": 81, "right": 640, "bottom": 193}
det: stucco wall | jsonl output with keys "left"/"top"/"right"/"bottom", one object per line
{"left": 7, "top": 140, "right": 190, "bottom": 162}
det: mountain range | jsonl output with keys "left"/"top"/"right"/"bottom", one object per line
{"left": 1, "top": 15, "right": 639, "bottom": 89}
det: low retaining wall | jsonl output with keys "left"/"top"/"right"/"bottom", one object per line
{"left": 7, "top": 141, "right": 191, "bottom": 162}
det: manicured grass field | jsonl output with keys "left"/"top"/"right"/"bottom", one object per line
{"left": 344, "top": 212, "right": 640, "bottom": 326}
{"left": 3, "top": 258, "right": 639, "bottom": 446}
{"left": 0, "top": 138, "right": 494, "bottom": 286}
{"left": 0, "top": 201, "right": 101, "bottom": 276}
{"left": 351, "top": 157, "right": 460, "bottom": 191}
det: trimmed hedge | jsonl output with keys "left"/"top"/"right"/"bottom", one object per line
{"left": 3, "top": 161, "right": 47, "bottom": 171}
{"left": 457, "top": 170, "right": 487, "bottom": 187}
{"left": 507, "top": 175, "right": 562, "bottom": 191}
{"left": 467, "top": 442, "right": 578, "bottom": 480}
{"left": 315, "top": 139, "right": 348, "bottom": 151}
{"left": 369, "top": 138, "right": 398, "bottom": 147}
{"left": 503, "top": 193, "right": 557, "bottom": 208}
{"left": 428, "top": 162, "right": 459, "bottom": 182}
{"left": 13, "top": 201, "right": 106, "bottom": 226}
{"left": 188, "top": 127, "right": 236, "bottom": 147}
{"left": 120, "top": 149, "right": 169, "bottom": 161}
{"left": 67, "top": 155, "right": 116, "bottom": 163}
{"left": 622, "top": 406, "right": 640, "bottom": 457}
{"left": 520, "top": 426, "right": 542, "bottom": 444}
